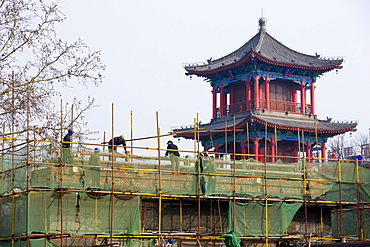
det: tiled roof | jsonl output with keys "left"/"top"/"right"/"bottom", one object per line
{"left": 184, "top": 30, "right": 343, "bottom": 74}
{"left": 173, "top": 110, "right": 356, "bottom": 137}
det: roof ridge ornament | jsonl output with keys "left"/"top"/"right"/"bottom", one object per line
{"left": 258, "top": 17, "right": 267, "bottom": 32}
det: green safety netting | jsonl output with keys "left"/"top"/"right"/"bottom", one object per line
{"left": 2, "top": 145, "right": 370, "bottom": 199}
{"left": 0, "top": 191, "right": 140, "bottom": 237}
{"left": 124, "top": 239, "right": 155, "bottom": 247}
{"left": 2, "top": 144, "right": 370, "bottom": 240}
{"left": 0, "top": 239, "right": 59, "bottom": 247}
{"left": 221, "top": 231, "right": 241, "bottom": 247}
{"left": 331, "top": 209, "right": 370, "bottom": 239}
{"left": 228, "top": 200, "right": 302, "bottom": 237}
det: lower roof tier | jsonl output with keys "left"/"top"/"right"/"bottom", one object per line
{"left": 173, "top": 109, "right": 357, "bottom": 143}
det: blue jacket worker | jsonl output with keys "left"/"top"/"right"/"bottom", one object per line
{"left": 62, "top": 129, "right": 74, "bottom": 148}
{"left": 62, "top": 129, "right": 74, "bottom": 164}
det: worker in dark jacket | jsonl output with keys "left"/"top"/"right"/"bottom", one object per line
{"left": 165, "top": 140, "right": 180, "bottom": 172}
{"left": 165, "top": 140, "right": 179, "bottom": 156}
{"left": 108, "top": 135, "right": 127, "bottom": 153}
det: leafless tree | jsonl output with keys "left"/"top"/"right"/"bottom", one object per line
{"left": 352, "top": 132, "right": 370, "bottom": 160}
{"left": 327, "top": 134, "right": 347, "bottom": 159}
{"left": 0, "top": 0, "right": 105, "bottom": 151}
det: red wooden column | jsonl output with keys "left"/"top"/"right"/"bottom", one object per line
{"left": 253, "top": 75, "right": 260, "bottom": 109}
{"left": 300, "top": 81, "right": 306, "bottom": 114}
{"left": 245, "top": 78, "right": 251, "bottom": 110}
{"left": 321, "top": 142, "right": 326, "bottom": 160}
{"left": 270, "top": 138, "right": 275, "bottom": 162}
{"left": 220, "top": 85, "right": 226, "bottom": 116}
{"left": 253, "top": 136, "right": 259, "bottom": 161}
{"left": 292, "top": 82, "right": 298, "bottom": 112}
{"left": 212, "top": 86, "right": 217, "bottom": 118}
{"left": 306, "top": 141, "right": 312, "bottom": 163}
{"left": 265, "top": 77, "right": 270, "bottom": 110}
{"left": 241, "top": 141, "right": 246, "bottom": 160}
{"left": 310, "top": 82, "right": 315, "bottom": 115}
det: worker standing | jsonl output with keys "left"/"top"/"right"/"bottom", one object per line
{"left": 165, "top": 140, "right": 180, "bottom": 172}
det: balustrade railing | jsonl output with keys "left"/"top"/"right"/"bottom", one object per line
{"left": 216, "top": 101, "right": 312, "bottom": 117}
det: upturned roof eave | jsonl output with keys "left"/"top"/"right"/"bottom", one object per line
{"left": 185, "top": 51, "right": 343, "bottom": 77}
{"left": 174, "top": 115, "right": 357, "bottom": 138}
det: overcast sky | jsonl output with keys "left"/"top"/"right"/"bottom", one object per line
{"left": 57, "top": 0, "right": 370, "bottom": 155}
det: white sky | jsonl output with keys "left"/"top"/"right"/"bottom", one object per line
{"left": 57, "top": 0, "right": 370, "bottom": 155}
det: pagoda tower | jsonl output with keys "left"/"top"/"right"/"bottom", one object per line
{"left": 174, "top": 18, "right": 357, "bottom": 162}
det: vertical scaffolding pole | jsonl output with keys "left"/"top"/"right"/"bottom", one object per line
{"left": 232, "top": 116, "right": 236, "bottom": 231}
{"left": 110, "top": 103, "right": 115, "bottom": 245}
{"left": 355, "top": 159, "right": 362, "bottom": 239}
{"left": 302, "top": 129, "right": 309, "bottom": 240}
{"left": 59, "top": 99, "right": 64, "bottom": 247}
{"left": 180, "top": 198, "right": 183, "bottom": 232}
{"left": 264, "top": 122, "right": 269, "bottom": 247}
{"left": 156, "top": 111, "right": 162, "bottom": 237}
{"left": 246, "top": 123, "right": 250, "bottom": 155}
{"left": 103, "top": 131, "right": 106, "bottom": 152}
{"left": 196, "top": 113, "right": 201, "bottom": 246}
{"left": 26, "top": 75, "right": 30, "bottom": 247}
{"left": 130, "top": 110, "right": 133, "bottom": 155}
{"left": 338, "top": 158, "right": 343, "bottom": 237}
{"left": 224, "top": 121, "right": 227, "bottom": 158}
{"left": 274, "top": 125, "right": 278, "bottom": 161}
{"left": 11, "top": 71, "right": 15, "bottom": 247}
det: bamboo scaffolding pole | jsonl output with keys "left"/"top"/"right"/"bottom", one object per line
{"left": 194, "top": 117, "right": 197, "bottom": 156}
{"left": 26, "top": 74, "right": 30, "bottom": 247}
{"left": 314, "top": 121, "right": 319, "bottom": 162}
{"left": 59, "top": 99, "right": 64, "bottom": 247}
{"left": 232, "top": 116, "right": 236, "bottom": 232}
{"left": 156, "top": 111, "right": 162, "bottom": 238}
{"left": 302, "top": 129, "right": 308, "bottom": 240}
{"left": 103, "top": 131, "right": 106, "bottom": 152}
{"left": 196, "top": 113, "right": 201, "bottom": 246}
{"left": 180, "top": 198, "right": 183, "bottom": 232}
{"left": 11, "top": 71, "right": 15, "bottom": 247}
{"left": 274, "top": 125, "right": 278, "bottom": 159}
{"left": 224, "top": 120, "right": 227, "bottom": 157}
{"left": 264, "top": 122, "right": 269, "bottom": 247}
{"left": 355, "top": 158, "right": 362, "bottom": 239}
{"left": 130, "top": 110, "right": 133, "bottom": 155}
{"left": 110, "top": 103, "right": 115, "bottom": 245}
{"left": 338, "top": 158, "right": 343, "bottom": 237}
{"left": 246, "top": 123, "right": 250, "bottom": 155}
